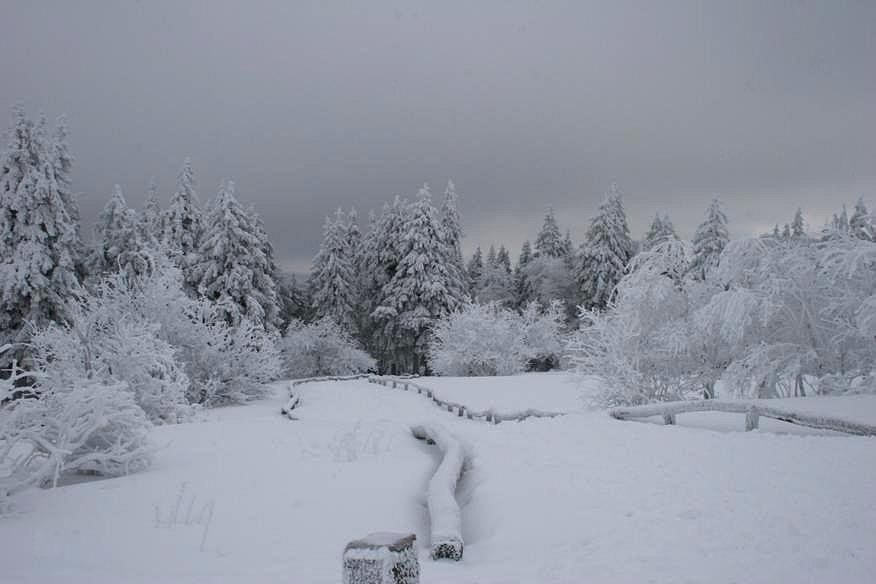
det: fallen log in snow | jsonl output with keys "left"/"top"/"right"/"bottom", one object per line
{"left": 411, "top": 424, "right": 466, "bottom": 561}
{"left": 609, "top": 399, "right": 876, "bottom": 436}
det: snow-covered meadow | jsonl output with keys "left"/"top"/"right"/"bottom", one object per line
{"left": 2, "top": 375, "right": 875, "bottom": 584}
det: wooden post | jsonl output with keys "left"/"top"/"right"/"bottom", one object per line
{"left": 343, "top": 533, "right": 419, "bottom": 584}
{"left": 403, "top": 383, "right": 408, "bottom": 391}
{"left": 745, "top": 406, "right": 759, "bottom": 431}
{"left": 392, "top": 380, "right": 397, "bottom": 389}
{"left": 458, "top": 406, "right": 464, "bottom": 417}
{"left": 663, "top": 412, "right": 676, "bottom": 425}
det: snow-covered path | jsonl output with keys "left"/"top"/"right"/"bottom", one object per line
{"left": 2, "top": 377, "right": 876, "bottom": 583}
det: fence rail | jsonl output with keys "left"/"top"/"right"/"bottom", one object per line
{"left": 368, "top": 375, "right": 564, "bottom": 424}
{"left": 609, "top": 399, "right": 876, "bottom": 436}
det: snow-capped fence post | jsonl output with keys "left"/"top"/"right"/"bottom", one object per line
{"left": 342, "top": 532, "right": 419, "bottom": 584}
{"left": 663, "top": 412, "right": 676, "bottom": 425}
{"left": 745, "top": 406, "right": 759, "bottom": 431}
{"left": 411, "top": 424, "right": 466, "bottom": 561}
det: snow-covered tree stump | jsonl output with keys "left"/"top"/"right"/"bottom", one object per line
{"left": 342, "top": 532, "right": 419, "bottom": 584}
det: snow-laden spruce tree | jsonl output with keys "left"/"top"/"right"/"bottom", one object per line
{"left": 688, "top": 196, "right": 729, "bottom": 280}
{"left": 49, "top": 115, "right": 87, "bottom": 278}
{"left": 849, "top": 197, "right": 873, "bottom": 242}
{"left": 535, "top": 208, "right": 565, "bottom": 258}
{"left": 577, "top": 186, "right": 634, "bottom": 310}
{"left": 310, "top": 208, "right": 356, "bottom": 331}
{"left": 374, "top": 184, "right": 466, "bottom": 372}
{"left": 466, "top": 246, "right": 484, "bottom": 295}
{"left": 192, "top": 180, "right": 281, "bottom": 330}
{"left": 282, "top": 318, "right": 375, "bottom": 378}
{"left": 162, "top": 158, "right": 202, "bottom": 291}
{"left": 477, "top": 247, "right": 515, "bottom": 306}
{"left": 514, "top": 239, "right": 534, "bottom": 308}
{"left": 141, "top": 177, "right": 162, "bottom": 245}
{"left": 91, "top": 185, "right": 147, "bottom": 275}
{"left": 440, "top": 179, "right": 465, "bottom": 272}
{"left": 642, "top": 213, "right": 678, "bottom": 251}
{"left": 791, "top": 208, "right": 806, "bottom": 238}
{"left": 0, "top": 106, "right": 81, "bottom": 355}
{"left": 358, "top": 197, "right": 410, "bottom": 364}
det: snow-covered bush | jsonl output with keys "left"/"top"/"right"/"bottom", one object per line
{"left": 282, "top": 318, "right": 376, "bottom": 378}
{"left": 109, "top": 250, "right": 283, "bottom": 406}
{"left": 0, "top": 348, "right": 153, "bottom": 502}
{"left": 428, "top": 301, "right": 566, "bottom": 376}
{"left": 428, "top": 303, "right": 527, "bottom": 376}
{"left": 569, "top": 231, "right": 876, "bottom": 405}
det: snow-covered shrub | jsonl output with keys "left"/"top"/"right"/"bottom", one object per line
{"left": 110, "top": 250, "right": 283, "bottom": 406}
{"left": 428, "top": 303, "right": 527, "bottom": 376}
{"left": 428, "top": 301, "right": 566, "bottom": 376}
{"left": 520, "top": 300, "right": 566, "bottom": 370}
{"left": 0, "top": 349, "right": 152, "bottom": 502}
{"left": 282, "top": 318, "right": 376, "bottom": 378}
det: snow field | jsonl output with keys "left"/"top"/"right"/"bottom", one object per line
{"left": 1, "top": 375, "right": 875, "bottom": 584}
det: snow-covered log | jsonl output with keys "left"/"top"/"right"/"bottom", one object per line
{"left": 609, "top": 400, "right": 876, "bottom": 436}
{"left": 411, "top": 424, "right": 466, "bottom": 560}
{"left": 342, "top": 532, "right": 419, "bottom": 584}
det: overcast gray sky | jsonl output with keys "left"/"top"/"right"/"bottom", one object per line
{"left": 2, "top": 0, "right": 874, "bottom": 272}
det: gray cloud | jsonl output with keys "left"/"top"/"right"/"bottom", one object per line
{"left": 2, "top": 0, "right": 874, "bottom": 272}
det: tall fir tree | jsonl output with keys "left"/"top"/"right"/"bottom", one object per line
{"left": 0, "top": 106, "right": 81, "bottom": 352}
{"left": 192, "top": 181, "right": 280, "bottom": 330}
{"left": 643, "top": 213, "right": 678, "bottom": 251}
{"left": 163, "top": 158, "right": 201, "bottom": 255}
{"left": 92, "top": 185, "right": 144, "bottom": 274}
{"left": 50, "top": 114, "right": 86, "bottom": 278}
{"left": 688, "top": 196, "right": 729, "bottom": 280}
{"left": 849, "top": 197, "right": 873, "bottom": 241}
{"left": 439, "top": 179, "right": 469, "bottom": 305}
{"left": 514, "top": 239, "right": 534, "bottom": 307}
{"left": 466, "top": 246, "right": 484, "bottom": 295}
{"left": 141, "top": 177, "right": 162, "bottom": 245}
{"left": 374, "top": 184, "right": 466, "bottom": 372}
{"left": 791, "top": 208, "right": 806, "bottom": 238}
{"left": 535, "top": 208, "right": 564, "bottom": 258}
{"left": 310, "top": 208, "right": 356, "bottom": 331}
{"left": 496, "top": 245, "right": 511, "bottom": 273}
{"left": 577, "top": 185, "right": 633, "bottom": 310}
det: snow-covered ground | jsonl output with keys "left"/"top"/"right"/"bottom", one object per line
{"left": 2, "top": 374, "right": 876, "bottom": 583}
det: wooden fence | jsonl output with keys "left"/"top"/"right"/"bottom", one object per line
{"left": 609, "top": 399, "right": 876, "bottom": 436}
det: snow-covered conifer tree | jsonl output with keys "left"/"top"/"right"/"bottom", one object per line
{"left": 535, "top": 208, "right": 564, "bottom": 258}
{"left": 466, "top": 246, "right": 484, "bottom": 295}
{"left": 192, "top": 180, "right": 281, "bottom": 330}
{"left": 374, "top": 184, "right": 466, "bottom": 372}
{"left": 791, "top": 208, "right": 806, "bottom": 238}
{"left": 162, "top": 158, "right": 202, "bottom": 288}
{"left": 49, "top": 115, "right": 86, "bottom": 278}
{"left": 577, "top": 186, "right": 633, "bottom": 310}
{"left": 514, "top": 240, "right": 534, "bottom": 308}
{"left": 141, "top": 177, "right": 162, "bottom": 245}
{"left": 643, "top": 213, "right": 678, "bottom": 251}
{"left": 849, "top": 198, "right": 873, "bottom": 242}
{"left": 496, "top": 245, "right": 511, "bottom": 273}
{"left": 309, "top": 208, "right": 356, "bottom": 331}
{"left": 0, "top": 106, "right": 81, "bottom": 352}
{"left": 92, "top": 185, "right": 145, "bottom": 274}
{"left": 688, "top": 196, "right": 729, "bottom": 280}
